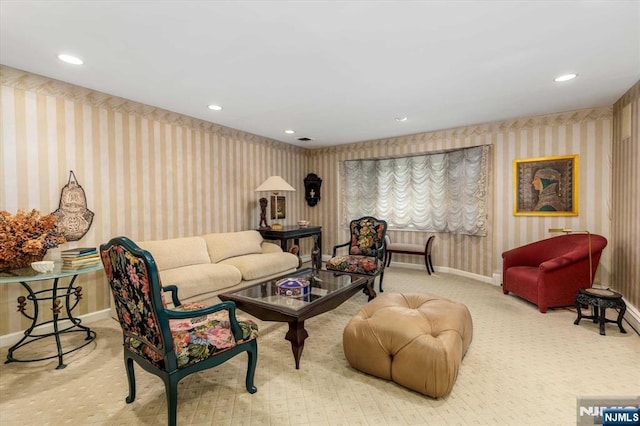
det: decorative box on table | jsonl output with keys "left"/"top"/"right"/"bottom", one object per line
{"left": 276, "top": 278, "right": 310, "bottom": 297}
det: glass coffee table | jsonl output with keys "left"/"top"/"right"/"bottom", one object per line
{"left": 218, "top": 268, "right": 375, "bottom": 369}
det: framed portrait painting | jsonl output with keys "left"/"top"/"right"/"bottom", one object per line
{"left": 513, "top": 154, "right": 578, "bottom": 216}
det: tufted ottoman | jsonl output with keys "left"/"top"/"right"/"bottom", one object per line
{"left": 343, "top": 293, "right": 473, "bottom": 398}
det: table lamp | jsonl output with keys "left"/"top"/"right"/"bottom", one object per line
{"left": 548, "top": 228, "right": 593, "bottom": 287}
{"left": 255, "top": 176, "right": 295, "bottom": 230}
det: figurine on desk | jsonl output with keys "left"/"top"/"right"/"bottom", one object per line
{"left": 258, "top": 197, "right": 270, "bottom": 230}
{"left": 311, "top": 235, "right": 322, "bottom": 281}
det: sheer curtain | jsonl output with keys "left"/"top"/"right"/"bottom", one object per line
{"left": 342, "top": 145, "right": 489, "bottom": 235}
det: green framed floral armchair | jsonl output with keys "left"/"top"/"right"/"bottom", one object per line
{"left": 326, "top": 216, "right": 388, "bottom": 292}
{"left": 100, "top": 237, "right": 258, "bottom": 426}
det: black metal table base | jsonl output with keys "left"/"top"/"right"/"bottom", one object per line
{"left": 5, "top": 275, "right": 96, "bottom": 369}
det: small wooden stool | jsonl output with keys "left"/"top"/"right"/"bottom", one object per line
{"left": 574, "top": 288, "right": 627, "bottom": 336}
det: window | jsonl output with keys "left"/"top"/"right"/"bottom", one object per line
{"left": 342, "top": 145, "right": 489, "bottom": 235}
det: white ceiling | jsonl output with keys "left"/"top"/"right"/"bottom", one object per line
{"left": 1, "top": 1, "right": 639, "bottom": 148}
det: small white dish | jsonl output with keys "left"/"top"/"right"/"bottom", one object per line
{"left": 298, "top": 220, "right": 310, "bottom": 227}
{"left": 31, "top": 260, "right": 54, "bottom": 273}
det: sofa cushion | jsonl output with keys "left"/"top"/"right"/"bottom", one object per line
{"left": 138, "top": 237, "right": 210, "bottom": 271}
{"left": 159, "top": 263, "right": 242, "bottom": 300}
{"left": 169, "top": 302, "right": 258, "bottom": 369}
{"left": 504, "top": 266, "right": 539, "bottom": 304}
{"left": 220, "top": 252, "right": 299, "bottom": 281}
{"left": 203, "top": 231, "right": 264, "bottom": 263}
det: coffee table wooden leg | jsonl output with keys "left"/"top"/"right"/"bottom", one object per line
{"left": 285, "top": 321, "right": 309, "bottom": 369}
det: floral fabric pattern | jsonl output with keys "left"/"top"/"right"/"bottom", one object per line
{"left": 101, "top": 242, "right": 259, "bottom": 371}
{"left": 101, "top": 245, "right": 166, "bottom": 367}
{"left": 348, "top": 217, "right": 386, "bottom": 256}
{"left": 169, "top": 302, "right": 258, "bottom": 369}
{"left": 326, "top": 255, "right": 383, "bottom": 275}
{"left": 327, "top": 217, "right": 387, "bottom": 276}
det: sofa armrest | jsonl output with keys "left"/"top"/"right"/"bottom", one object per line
{"left": 502, "top": 245, "right": 544, "bottom": 269}
{"left": 503, "top": 234, "right": 607, "bottom": 273}
{"left": 261, "top": 241, "right": 283, "bottom": 253}
{"left": 539, "top": 248, "right": 591, "bottom": 273}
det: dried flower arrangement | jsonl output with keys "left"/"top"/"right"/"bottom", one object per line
{"left": 0, "top": 209, "right": 66, "bottom": 270}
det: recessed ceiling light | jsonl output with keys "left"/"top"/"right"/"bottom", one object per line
{"left": 57, "top": 54, "right": 83, "bottom": 65}
{"left": 395, "top": 116, "right": 408, "bottom": 122}
{"left": 285, "top": 130, "right": 295, "bottom": 134}
{"left": 554, "top": 73, "right": 577, "bottom": 82}
{"left": 207, "top": 104, "right": 222, "bottom": 111}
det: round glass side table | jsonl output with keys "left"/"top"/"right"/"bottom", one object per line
{"left": 0, "top": 262, "right": 102, "bottom": 369}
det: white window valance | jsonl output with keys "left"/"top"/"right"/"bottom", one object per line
{"left": 342, "top": 145, "right": 489, "bottom": 236}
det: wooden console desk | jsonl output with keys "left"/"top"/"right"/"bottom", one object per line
{"left": 258, "top": 226, "right": 322, "bottom": 270}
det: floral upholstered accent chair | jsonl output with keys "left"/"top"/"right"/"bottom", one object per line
{"left": 100, "top": 236, "right": 258, "bottom": 426}
{"left": 326, "top": 216, "right": 388, "bottom": 291}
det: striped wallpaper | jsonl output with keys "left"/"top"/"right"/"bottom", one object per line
{"left": 612, "top": 81, "right": 640, "bottom": 312}
{"left": 309, "top": 108, "right": 614, "bottom": 285}
{"left": 1, "top": 65, "right": 637, "bottom": 337}
{"left": 0, "top": 66, "right": 310, "bottom": 335}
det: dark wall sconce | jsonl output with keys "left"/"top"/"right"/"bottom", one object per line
{"left": 304, "top": 173, "right": 322, "bottom": 207}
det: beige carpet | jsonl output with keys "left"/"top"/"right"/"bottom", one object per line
{"left": 0, "top": 267, "right": 638, "bottom": 425}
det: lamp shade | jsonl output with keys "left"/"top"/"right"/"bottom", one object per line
{"left": 254, "top": 176, "right": 296, "bottom": 193}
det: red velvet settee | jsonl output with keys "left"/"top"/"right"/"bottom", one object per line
{"left": 501, "top": 234, "right": 607, "bottom": 313}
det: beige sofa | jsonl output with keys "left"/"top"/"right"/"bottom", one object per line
{"left": 135, "top": 230, "right": 299, "bottom": 304}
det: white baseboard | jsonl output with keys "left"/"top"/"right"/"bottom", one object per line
{"left": 387, "top": 261, "right": 425, "bottom": 272}
{"left": 493, "top": 273, "right": 502, "bottom": 286}
{"left": 435, "top": 265, "right": 495, "bottom": 285}
{"left": 0, "top": 308, "right": 112, "bottom": 348}
{"left": 4, "top": 264, "right": 637, "bottom": 346}
{"left": 387, "top": 262, "right": 639, "bottom": 335}
{"left": 622, "top": 300, "right": 640, "bottom": 335}
{"left": 385, "top": 260, "right": 496, "bottom": 285}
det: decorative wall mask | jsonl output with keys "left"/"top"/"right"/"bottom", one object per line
{"left": 304, "top": 173, "right": 322, "bottom": 207}
{"left": 52, "top": 171, "right": 94, "bottom": 241}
